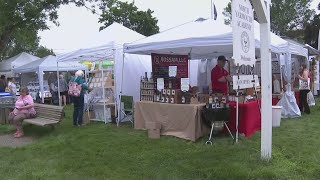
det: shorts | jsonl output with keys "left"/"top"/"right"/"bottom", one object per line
{"left": 60, "top": 91, "right": 67, "bottom": 96}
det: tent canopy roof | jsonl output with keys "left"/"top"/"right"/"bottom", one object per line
{"left": 58, "top": 23, "right": 146, "bottom": 62}
{"left": 304, "top": 44, "right": 320, "bottom": 56}
{"left": 124, "top": 18, "right": 308, "bottom": 59}
{"left": 13, "top": 55, "right": 87, "bottom": 73}
{"left": 0, "top": 52, "right": 39, "bottom": 72}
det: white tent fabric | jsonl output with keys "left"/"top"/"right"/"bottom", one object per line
{"left": 123, "top": 19, "right": 303, "bottom": 59}
{"left": 14, "top": 55, "right": 87, "bottom": 103}
{"left": 58, "top": 42, "right": 119, "bottom": 62}
{"left": 0, "top": 52, "right": 39, "bottom": 75}
{"left": 57, "top": 23, "right": 152, "bottom": 119}
{"left": 13, "top": 55, "right": 87, "bottom": 73}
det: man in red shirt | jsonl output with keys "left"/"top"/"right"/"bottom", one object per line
{"left": 211, "top": 56, "right": 232, "bottom": 94}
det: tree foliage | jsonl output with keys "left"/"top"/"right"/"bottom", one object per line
{"left": 304, "top": 14, "right": 320, "bottom": 49}
{"left": 98, "top": 0, "right": 159, "bottom": 36}
{"left": 34, "top": 46, "right": 55, "bottom": 58}
{"left": 223, "top": 0, "right": 315, "bottom": 40}
{"left": 0, "top": 0, "right": 98, "bottom": 60}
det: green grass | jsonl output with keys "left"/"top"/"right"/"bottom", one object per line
{"left": 0, "top": 100, "right": 320, "bottom": 179}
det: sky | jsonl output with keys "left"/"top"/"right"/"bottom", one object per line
{"left": 39, "top": 0, "right": 320, "bottom": 54}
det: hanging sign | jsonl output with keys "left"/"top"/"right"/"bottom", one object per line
{"left": 232, "top": 75, "right": 259, "bottom": 90}
{"left": 152, "top": 53, "right": 188, "bottom": 89}
{"left": 169, "top": 66, "right": 177, "bottom": 77}
{"left": 232, "top": 0, "right": 255, "bottom": 66}
{"left": 157, "top": 78, "right": 164, "bottom": 91}
{"left": 181, "top": 78, "right": 190, "bottom": 92}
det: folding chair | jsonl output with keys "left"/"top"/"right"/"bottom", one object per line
{"left": 120, "top": 95, "right": 134, "bottom": 125}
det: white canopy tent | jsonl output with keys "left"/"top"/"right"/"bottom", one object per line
{"left": 0, "top": 52, "right": 39, "bottom": 76}
{"left": 124, "top": 18, "right": 309, "bottom": 119}
{"left": 13, "top": 55, "right": 87, "bottom": 103}
{"left": 124, "top": 18, "right": 284, "bottom": 58}
{"left": 57, "top": 23, "right": 152, "bottom": 124}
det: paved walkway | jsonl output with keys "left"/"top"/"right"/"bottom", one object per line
{"left": 0, "top": 134, "right": 34, "bottom": 148}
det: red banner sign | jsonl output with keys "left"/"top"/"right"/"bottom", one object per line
{"left": 152, "top": 53, "right": 189, "bottom": 89}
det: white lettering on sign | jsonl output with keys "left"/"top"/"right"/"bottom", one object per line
{"left": 232, "top": 75, "right": 259, "bottom": 90}
{"left": 232, "top": 0, "right": 256, "bottom": 66}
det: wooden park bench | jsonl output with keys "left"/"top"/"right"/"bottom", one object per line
{"left": 24, "top": 103, "right": 64, "bottom": 128}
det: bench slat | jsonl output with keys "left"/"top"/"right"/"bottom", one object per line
{"left": 34, "top": 108, "right": 63, "bottom": 113}
{"left": 24, "top": 103, "right": 64, "bottom": 127}
{"left": 33, "top": 104, "right": 64, "bottom": 110}
{"left": 24, "top": 118, "right": 59, "bottom": 126}
{"left": 37, "top": 115, "right": 61, "bottom": 121}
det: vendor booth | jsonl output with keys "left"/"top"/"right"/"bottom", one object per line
{"left": 123, "top": 18, "right": 310, "bottom": 141}
{"left": 0, "top": 52, "right": 39, "bottom": 77}
{"left": 13, "top": 55, "right": 87, "bottom": 103}
{"left": 57, "top": 23, "right": 151, "bottom": 124}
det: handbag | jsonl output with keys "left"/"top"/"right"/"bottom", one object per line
{"left": 68, "top": 78, "right": 82, "bottom": 97}
{"left": 299, "top": 78, "right": 310, "bottom": 90}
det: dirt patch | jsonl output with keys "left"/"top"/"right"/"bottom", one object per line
{"left": 0, "top": 134, "right": 34, "bottom": 148}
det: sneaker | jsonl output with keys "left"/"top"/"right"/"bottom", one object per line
{"left": 14, "top": 132, "right": 24, "bottom": 138}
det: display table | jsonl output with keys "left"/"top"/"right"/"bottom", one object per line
{"left": 227, "top": 100, "right": 261, "bottom": 137}
{"left": 134, "top": 101, "right": 208, "bottom": 142}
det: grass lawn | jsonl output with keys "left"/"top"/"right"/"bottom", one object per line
{"left": 0, "top": 99, "right": 320, "bottom": 179}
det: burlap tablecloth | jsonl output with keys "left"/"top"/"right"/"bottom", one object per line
{"left": 134, "top": 102, "right": 208, "bottom": 142}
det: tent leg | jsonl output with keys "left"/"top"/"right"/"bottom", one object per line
{"left": 57, "top": 62, "right": 61, "bottom": 106}
{"left": 117, "top": 53, "right": 126, "bottom": 126}
{"left": 101, "top": 60, "right": 107, "bottom": 124}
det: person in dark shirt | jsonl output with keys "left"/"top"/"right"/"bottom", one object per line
{"left": 0, "top": 75, "right": 7, "bottom": 92}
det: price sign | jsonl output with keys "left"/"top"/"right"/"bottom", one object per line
{"left": 169, "top": 66, "right": 177, "bottom": 77}
{"left": 157, "top": 78, "right": 164, "bottom": 91}
{"left": 232, "top": 75, "right": 259, "bottom": 90}
{"left": 181, "top": 78, "right": 190, "bottom": 92}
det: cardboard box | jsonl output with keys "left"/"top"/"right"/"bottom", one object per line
{"left": 190, "top": 97, "right": 199, "bottom": 104}
{"left": 198, "top": 94, "right": 209, "bottom": 103}
{"left": 83, "top": 111, "right": 94, "bottom": 125}
{"left": 148, "top": 129, "right": 160, "bottom": 139}
{"left": 145, "top": 121, "right": 161, "bottom": 129}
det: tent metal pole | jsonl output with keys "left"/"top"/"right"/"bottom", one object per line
{"left": 117, "top": 53, "right": 125, "bottom": 126}
{"left": 57, "top": 62, "right": 61, "bottom": 106}
{"left": 210, "top": 0, "right": 213, "bottom": 19}
{"left": 279, "top": 54, "right": 284, "bottom": 93}
{"left": 111, "top": 49, "right": 117, "bottom": 124}
{"left": 101, "top": 60, "right": 107, "bottom": 124}
{"left": 39, "top": 67, "right": 45, "bottom": 104}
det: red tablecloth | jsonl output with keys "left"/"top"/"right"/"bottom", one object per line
{"left": 227, "top": 100, "right": 261, "bottom": 137}
{"left": 272, "top": 98, "right": 279, "bottom": 105}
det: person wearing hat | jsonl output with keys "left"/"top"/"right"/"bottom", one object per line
{"left": 211, "top": 56, "right": 232, "bottom": 94}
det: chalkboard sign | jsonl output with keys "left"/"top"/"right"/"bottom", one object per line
{"left": 272, "top": 61, "right": 280, "bottom": 74}
{"left": 152, "top": 53, "right": 189, "bottom": 89}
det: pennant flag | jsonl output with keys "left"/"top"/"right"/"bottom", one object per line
{"left": 211, "top": 0, "right": 218, "bottom": 20}
{"left": 318, "top": 29, "right": 320, "bottom": 51}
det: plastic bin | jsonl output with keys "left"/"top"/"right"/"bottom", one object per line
{"left": 272, "top": 106, "right": 282, "bottom": 127}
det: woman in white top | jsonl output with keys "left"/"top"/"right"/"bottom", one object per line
{"left": 7, "top": 77, "right": 17, "bottom": 95}
{"left": 298, "top": 64, "right": 310, "bottom": 114}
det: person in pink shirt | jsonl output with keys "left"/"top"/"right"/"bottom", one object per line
{"left": 8, "top": 87, "right": 36, "bottom": 138}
